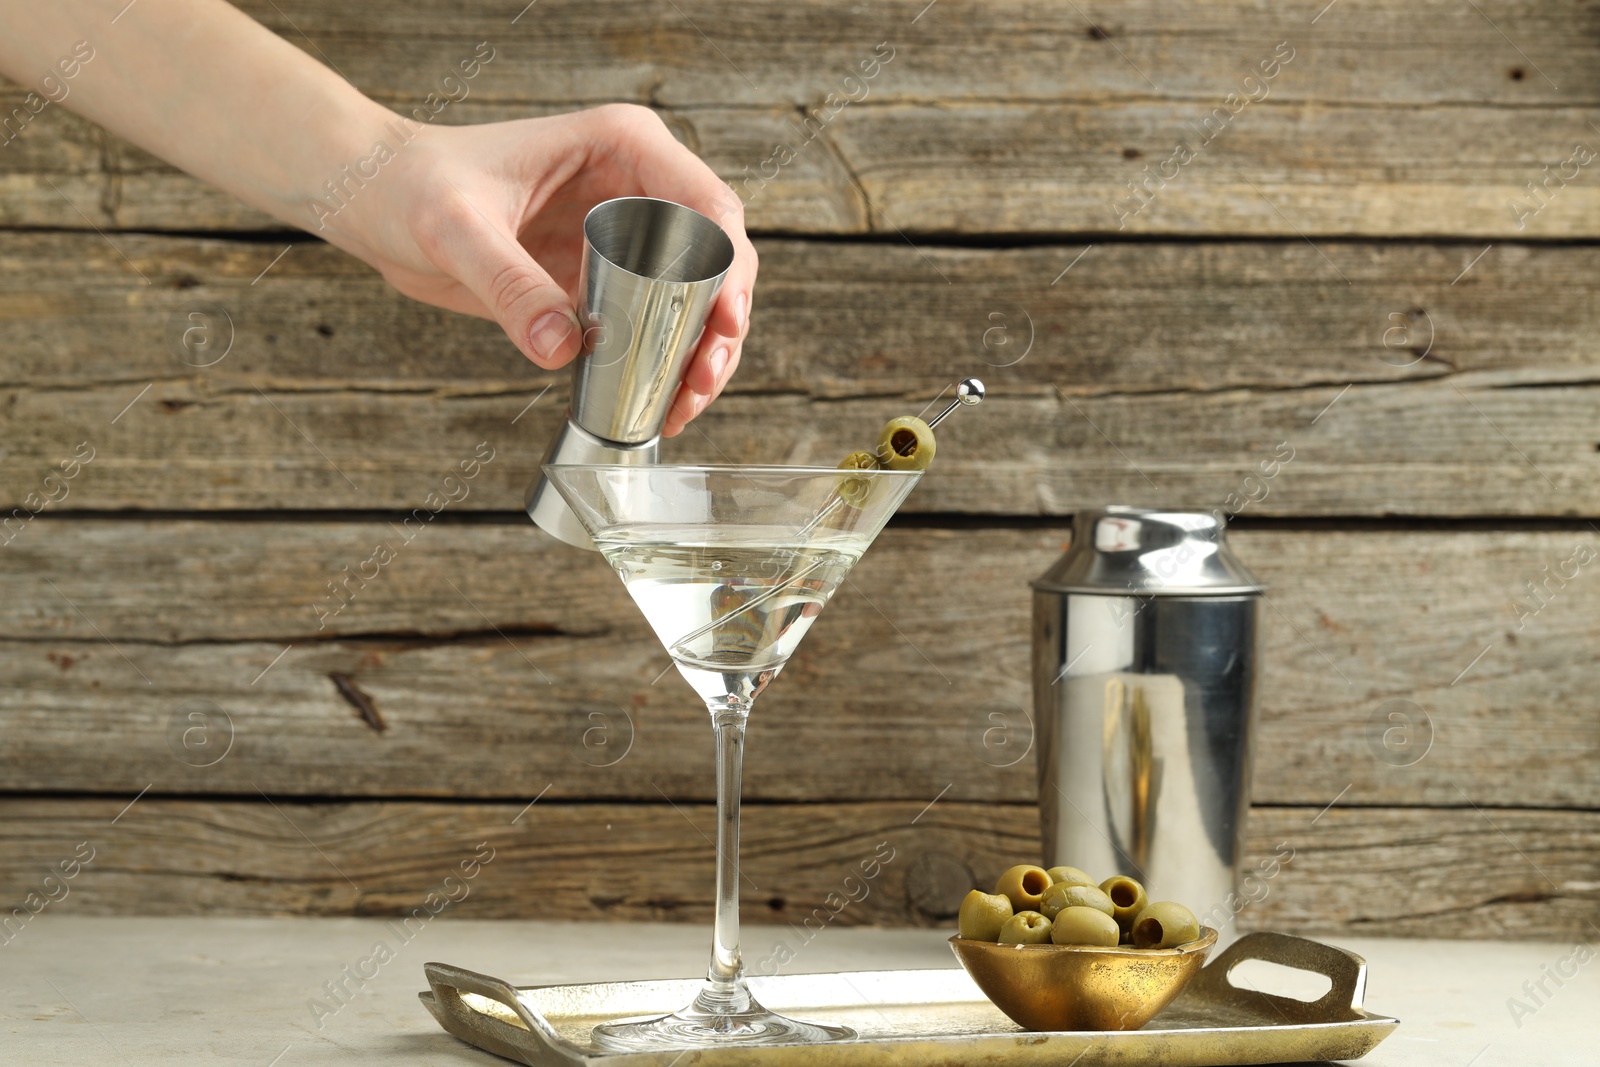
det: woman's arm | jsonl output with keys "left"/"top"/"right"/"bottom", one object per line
{"left": 0, "top": 1, "right": 755, "bottom": 435}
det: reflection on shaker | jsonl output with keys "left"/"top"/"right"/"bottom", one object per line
{"left": 1107, "top": 673, "right": 1227, "bottom": 915}
{"left": 1102, "top": 676, "right": 1154, "bottom": 875}
{"left": 1034, "top": 507, "right": 1265, "bottom": 947}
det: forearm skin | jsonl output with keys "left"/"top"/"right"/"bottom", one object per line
{"left": 0, "top": 0, "right": 395, "bottom": 255}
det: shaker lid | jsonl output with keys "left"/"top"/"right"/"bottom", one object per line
{"left": 1032, "top": 506, "right": 1266, "bottom": 596}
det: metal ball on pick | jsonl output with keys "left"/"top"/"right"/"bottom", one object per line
{"left": 928, "top": 377, "right": 986, "bottom": 429}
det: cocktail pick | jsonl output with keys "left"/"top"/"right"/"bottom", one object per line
{"left": 671, "top": 379, "right": 987, "bottom": 657}
{"left": 925, "top": 377, "right": 986, "bottom": 429}
{"left": 802, "top": 377, "right": 987, "bottom": 542}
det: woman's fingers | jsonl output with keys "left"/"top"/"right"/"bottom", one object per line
{"left": 703, "top": 234, "right": 756, "bottom": 342}
{"left": 680, "top": 340, "right": 725, "bottom": 397}
{"left": 419, "top": 184, "right": 582, "bottom": 369}
{"left": 661, "top": 381, "right": 706, "bottom": 438}
{"left": 706, "top": 343, "right": 742, "bottom": 405}
{"left": 662, "top": 338, "right": 742, "bottom": 437}
{"left": 398, "top": 106, "right": 757, "bottom": 432}
{"left": 590, "top": 104, "right": 758, "bottom": 421}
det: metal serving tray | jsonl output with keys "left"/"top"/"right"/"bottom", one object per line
{"left": 420, "top": 931, "right": 1397, "bottom": 1066}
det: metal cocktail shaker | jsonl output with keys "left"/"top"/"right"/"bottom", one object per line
{"left": 525, "top": 197, "right": 735, "bottom": 549}
{"left": 1032, "top": 507, "right": 1266, "bottom": 942}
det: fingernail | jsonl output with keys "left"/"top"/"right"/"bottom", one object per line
{"left": 734, "top": 292, "right": 748, "bottom": 332}
{"left": 709, "top": 345, "right": 731, "bottom": 382}
{"left": 692, "top": 391, "right": 712, "bottom": 418}
{"left": 529, "top": 310, "right": 575, "bottom": 366}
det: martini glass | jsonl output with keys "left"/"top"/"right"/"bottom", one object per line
{"left": 543, "top": 463, "right": 923, "bottom": 1049}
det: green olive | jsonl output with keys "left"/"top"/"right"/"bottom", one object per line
{"left": 1039, "top": 881, "right": 1115, "bottom": 921}
{"left": 835, "top": 451, "right": 881, "bottom": 508}
{"left": 1131, "top": 902, "right": 1202, "bottom": 949}
{"left": 840, "top": 450, "right": 880, "bottom": 469}
{"left": 1045, "top": 865, "right": 1097, "bottom": 889}
{"left": 1049, "top": 906, "right": 1121, "bottom": 947}
{"left": 875, "top": 416, "right": 936, "bottom": 471}
{"left": 996, "top": 910, "right": 1052, "bottom": 945}
{"left": 957, "top": 890, "right": 1013, "bottom": 942}
{"left": 993, "top": 864, "right": 1052, "bottom": 911}
{"left": 1099, "top": 875, "right": 1149, "bottom": 930}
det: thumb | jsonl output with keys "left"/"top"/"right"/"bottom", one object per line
{"left": 444, "top": 218, "right": 581, "bottom": 369}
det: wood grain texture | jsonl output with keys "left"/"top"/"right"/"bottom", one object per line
{"left": 213, "top": 0, "right": 1600, "bottom": 107}
{"left": 830, "top": 101, "right": 1600, "bottom": 237}
{"left": 3, "top": 233, "right": 1600, "bottom": 516}
{"left": 4, "top": 377, "right": 1598, "bottom": 516}
{"left": 7, "top": 232, "right": 1600, "bottom": 393}
{"left": 7, "top": 96, "right": 1596, "bottom": 236}
{"left": 1, "top": 0, "right": 1594, "bottom": 940}
{"left": 0, "top": 97, "right": 869, "bottom": 233}
{"left": 2, "top": 524, "right": 1596, "bottom": 808}
{"left": 1241, "top": 806, "right": 1599, "bottom": 941}
{"left": 5, "top": 0, "right": 1599, "bottom": 239}
{"left": 3, "top": 797, "right": 1594, "bottom": 940}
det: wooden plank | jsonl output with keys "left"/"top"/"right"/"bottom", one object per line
{"left": 3, "top": 376, "right": 1599, "bottom": 516}
{"left": 2, "top": 524, "right": 1596, "bottom": 808}
{"left": 8, "top": 97, "right": 1596, "bottom": 236}
{"left": 5, "top": 100, "right": 1599, "bottom": 236}
{"left": 6, "top": 232, "right": 1600, "bottom": 394}
{"left": 2, "top": 797, "right": 1593, "bottom": 939}
{"left": 4, "top": 0, "right": 1596, "bottom": 235}
{"left": 832, "top": 101, "right": 1600, "bottom": 237}
{"left": 1245, "top": 807, "right": 1600, "bottom": 941}
{"left": 4, "top": 233, "right": 1600, "bottom": 515}
{"left": 0, "top": 100, "right": 864, "bottom": 233}
{"left": 5, "top": 0, "right": 1595, "bottom": 110}
{"left": 228, "top": 0, "right": 1600, "bottom": 108}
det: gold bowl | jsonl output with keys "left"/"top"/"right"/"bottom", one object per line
{"left": 948, "top": 927, "right": 1218, "bottom": 1032}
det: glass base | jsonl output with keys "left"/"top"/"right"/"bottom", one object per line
{"left": 591, "top": 981, "right": 854, "bottom": 1050}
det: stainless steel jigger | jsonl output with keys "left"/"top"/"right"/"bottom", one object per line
{"left": 525, "top": 197, "right": 736, "bottom": 549}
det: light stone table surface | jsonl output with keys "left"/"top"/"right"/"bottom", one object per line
{"left": 1, "top": 918, "right": 1593, "bottom": 1065}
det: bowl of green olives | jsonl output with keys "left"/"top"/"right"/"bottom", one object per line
{"left": 949, "top": 864, "right": 1216, "bottom": 1032}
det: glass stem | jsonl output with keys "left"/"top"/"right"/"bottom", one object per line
{"left": 704, "top": 702, "right": 750, "bottom": 1004}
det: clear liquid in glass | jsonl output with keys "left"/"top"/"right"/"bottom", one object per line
{"left": 595, "top": 524, "right": 866, "bottom": 704}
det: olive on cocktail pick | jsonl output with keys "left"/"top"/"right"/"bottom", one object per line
{"left": 832, "top": 378, "right": 985, "bottom": 508}
{"left": 872, "top": 377, "right": 986, "bottom": 471}
{"left": 835, "top": 450, "right": 880, "bottom": 508}
{"left": 876, "top": 415, "right": 936, "bottom": 471}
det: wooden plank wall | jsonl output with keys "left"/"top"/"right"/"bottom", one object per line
{"left": 2, "top": 1, "right": 1597, "bottom": 942}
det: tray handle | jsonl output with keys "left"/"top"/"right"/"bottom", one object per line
{"left": 424, "top": 962, "right": 574, "bottom": 1067}
{"left": 1185, "top": 931, "right": 1371, "bottom": 1023}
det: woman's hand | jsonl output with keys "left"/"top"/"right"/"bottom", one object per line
{"left": 0, "top": 6, "right": 752, "bottom": 434}
{"left": 334, "top": 105, "right": 757, "bottom": 438}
